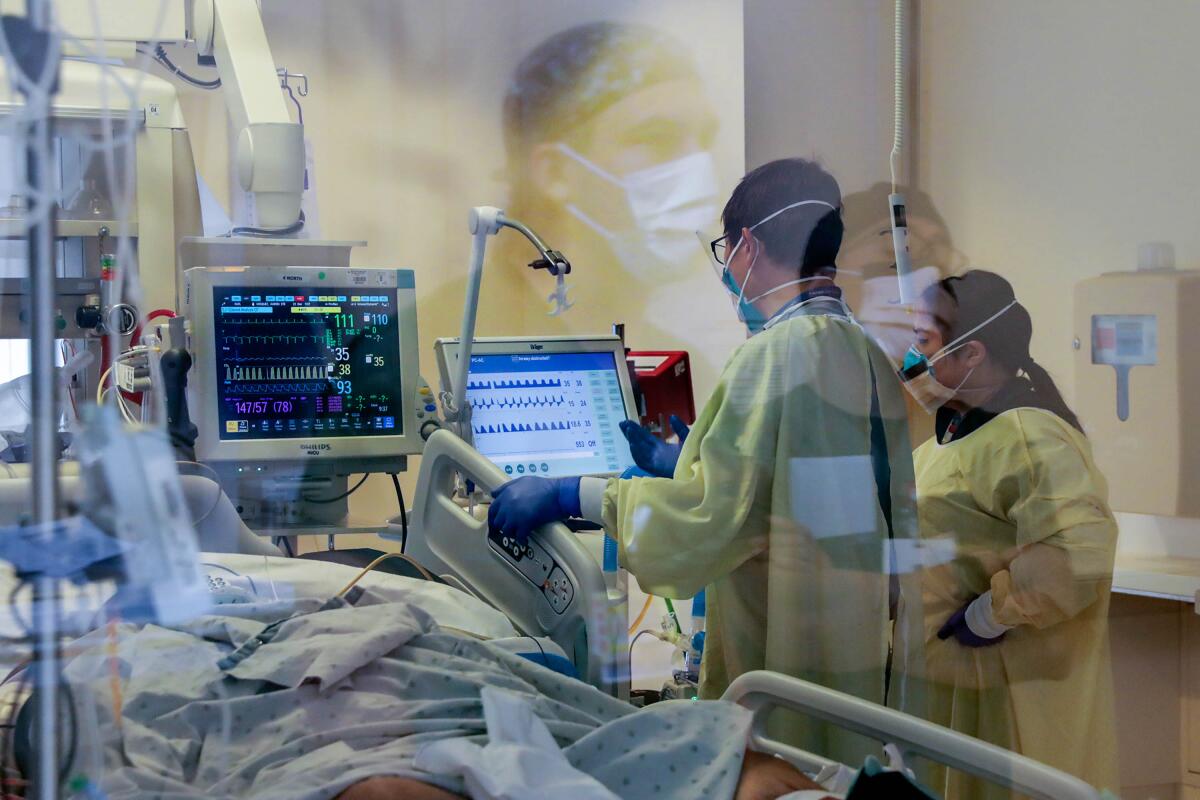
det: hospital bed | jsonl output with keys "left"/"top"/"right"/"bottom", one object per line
{"left": 389, "top": 429, "right": 1111, "bottom": 799}
{"left": 396, "top": 429, "right": 618, "bottom": 693}
{"left": 0, "top": 437, "right": 1110, "bottom": 800}
{"left": 0, "top": 589, "right": 1110, "bottom": 799}
{"left": 377, "top": 429, "right": 1111, "bottom": 799}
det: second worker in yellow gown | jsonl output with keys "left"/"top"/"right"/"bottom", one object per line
{"left": 898, "top": 270, "right": 1119, "bottom": 798}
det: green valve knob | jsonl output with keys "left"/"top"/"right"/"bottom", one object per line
{"left": 318, "top": 271, "right": 326, "bottom": 280}
{"left": 55, "top": 316, "right": 67, "bottom": 331}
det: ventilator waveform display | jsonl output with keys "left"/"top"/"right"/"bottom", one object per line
{"left": 474, "top": 420, "right": 570, "bottom": 434}
{"left": 470, "top": 394, "right": 566, "bottom": 409}
{"left": 467, "top": 378, "right": 563, "bottom": 390}
{"left": 464, "top": 350, "right": 637, "bottom": 478}
{"left": 211, "top": 287, "right": 403, "bottom": 440}
{"left": 226, "top": 353, "right": 328, "bottom": 362}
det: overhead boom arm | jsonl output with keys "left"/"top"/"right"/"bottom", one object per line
{"left": 191, "top": 0, "right": 304, "bottom": 229}
{"left": 12, "top": 0, "right": 305, "bottom": 230}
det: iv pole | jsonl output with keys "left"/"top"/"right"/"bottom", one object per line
{"left": 8, "top": 0, "right": 64, "bottom": 796}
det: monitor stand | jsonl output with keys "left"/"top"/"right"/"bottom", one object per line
{"left": 222, "top": 473, "right": 351, "bottom": 531}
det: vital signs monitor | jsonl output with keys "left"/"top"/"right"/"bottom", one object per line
{"left": 185, "top": 266, "right": 426, "bottom": 478}
{"left": 434, "top": 336, "right": 638, "bottom": 478}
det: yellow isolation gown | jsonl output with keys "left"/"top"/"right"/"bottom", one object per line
{"left": 598, "top": 303, "right": 927, "bottom": 767}
{"left": 914, "top": 407, "right": 1119, "bottom": 799}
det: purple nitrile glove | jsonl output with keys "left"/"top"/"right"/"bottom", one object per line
{"left": 936, "top": 599, "right": 1007, "bottom": 648}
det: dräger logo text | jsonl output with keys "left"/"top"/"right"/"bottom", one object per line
{"left": 528, "top": 343, "right": 544, "bottom": 351}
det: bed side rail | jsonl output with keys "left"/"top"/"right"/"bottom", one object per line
{"left": 722, "top": 671, "right": 1104, "bottom": 800}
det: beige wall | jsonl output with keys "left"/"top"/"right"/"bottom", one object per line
{"left": 886, "top": 3, "right": 1200, "bottom": 793}
{"left": 746, "top": 0, "right": 895, "bottom": 188}
{"left": 748, "top": 0, "right": 1200, "bottom": 417}
{"left": 915, "top": 1, "right": 1200, "bottom": 551}
{"left": 745, "top": 0, "right": 945, "bottom": 442}
{"left": 749, "top": 0, "right": 1200, "bottom": 528}
{"left": 916, "top": 0, "right": 1200, "bottom": 391}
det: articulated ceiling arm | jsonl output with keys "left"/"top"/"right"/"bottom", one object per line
{"left": 25, "top": 0, "right": 303, "bottom": 229}
{"left": 191, "top": 0, "right": 303, "bottom": 229}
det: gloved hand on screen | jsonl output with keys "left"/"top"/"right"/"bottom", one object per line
{"left": 618, "top": 414, "right": 690, "bottom": 478}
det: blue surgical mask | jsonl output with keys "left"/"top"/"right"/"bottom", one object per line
{"left": 716, "top": 199, "right": 838, "bottom": 335}
{"left": 721, "top": 266, "right": 768, "bottom": 334}
{"left": 899, "top": 345, "right": 965, "bottom": 413}
{"left": 899, "top": 300, "right": 1018, "bottom": 412}
{"left": 902, "top": 344, "right": 929, "bottom": 375}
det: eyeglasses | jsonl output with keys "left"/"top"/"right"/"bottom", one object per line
{"left": 696, "top": 229, "right": 735, "bottom": 278}
{"left": 710, "top": 233, "right": 732, "bottom": 266}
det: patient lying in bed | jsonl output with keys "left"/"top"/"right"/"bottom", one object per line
{"left": 337, "top": 751, "right": 826, "bottom": 800}
{"left": 48, "top": 588, "right": 829, "bottom": 800}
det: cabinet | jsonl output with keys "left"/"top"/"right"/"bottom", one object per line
{"left": 1186, "top": 608, "right": 1200, "bottom": 785}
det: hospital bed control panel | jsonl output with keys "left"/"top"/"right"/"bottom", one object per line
{"left": 415, "top": 377, "right": 442, "bottom": 440}
{"left": 488, "top": 529, "right": 574, "bottom": 614}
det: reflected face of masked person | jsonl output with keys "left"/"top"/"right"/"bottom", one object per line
{"left": 837, "top": 216, "right": 954, "bottom": 362}
{"left": 534, "top": 79, "right": 721, "bottom": 277}
{"left": 838, "top": 216, "right": 953, "bottom": 280}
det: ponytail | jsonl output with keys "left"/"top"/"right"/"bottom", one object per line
{"left": 1022, "top": 359, "right": 1084, "bottom": 434}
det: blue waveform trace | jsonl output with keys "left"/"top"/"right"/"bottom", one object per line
{"left": 474, "top": 420, "right": 569, "bottom": 435}
{"left": 468, "top": 378, "right": 562, "bottom": 391}
{"left": 471, "top": 394, "right": 565, "bottom": 410}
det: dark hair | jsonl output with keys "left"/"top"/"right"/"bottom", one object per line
{"left": 926, "top": 270, "right": 1083, "bottom": 432}
{"left": 502, "top": 22, "right": 697, "bottom": 165}
{"left": 721, "top": 158, "right": 844, "bottom": 278}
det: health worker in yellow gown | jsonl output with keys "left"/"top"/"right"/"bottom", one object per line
{"left": 488, "top": 158, "right": 927, "bottom": 766}
{"left": 898, "top": 270, "right": 1118, "bottom": 798}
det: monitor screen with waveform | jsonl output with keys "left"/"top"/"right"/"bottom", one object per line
{"left": 212, "top": 288, "right": 403, "bottom": 441}
{"left": 466, "top": 351, "right": 636, "bottom": 478}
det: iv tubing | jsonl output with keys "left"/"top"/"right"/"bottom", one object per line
{"left": 663, "top": 598, "right": 683, "bottom": 635}
{"left": 629, "top": 594, "right": 654, "bottom": 636}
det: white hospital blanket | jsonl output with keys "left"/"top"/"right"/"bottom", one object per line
{"left": 58, "top": 596, "right": 754, "bottom": 799}
{"left": 0, "top": 552, "right": 518, "bottom": 671}
{"left": 204, "top": 552, "right": 518, "bottom": 640}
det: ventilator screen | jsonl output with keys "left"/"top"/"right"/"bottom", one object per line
{"left": 466, "top": 351, "right": 636, "bottom": 477}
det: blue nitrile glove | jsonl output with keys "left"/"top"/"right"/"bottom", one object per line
{"left": 618, "top": 414, "right": 690, "bottom": 478}
{"left": 936, "top": 598, "right": 1007, "bottom": 648}
{"left": 488, "top": 476, "right": 581, "bottom": 544}
{"left": 619, "top": 466, "right": 655, "bottom": 479}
